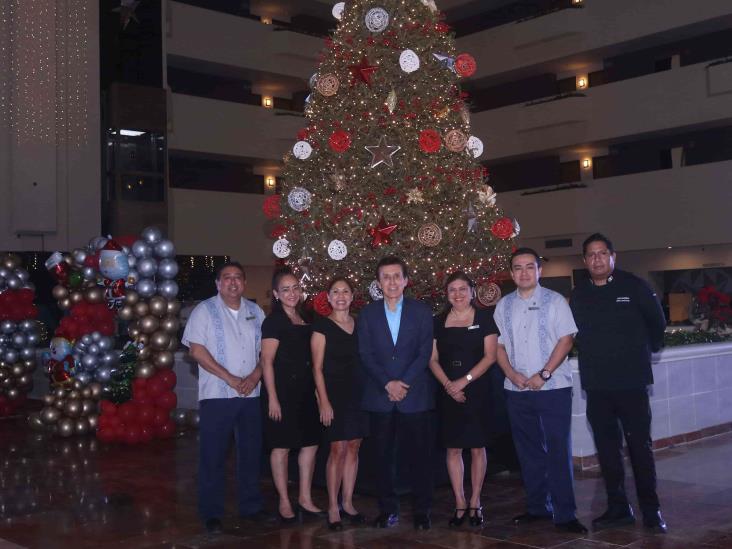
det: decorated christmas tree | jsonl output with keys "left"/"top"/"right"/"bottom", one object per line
{"left": 265, "top": 0, "right": 517, "bottom": 308}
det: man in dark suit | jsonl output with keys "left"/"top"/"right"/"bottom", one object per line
{"left": 357, "top": 256, "right": 435, "bottom": 530}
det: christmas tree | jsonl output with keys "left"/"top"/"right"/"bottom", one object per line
{"left": 265, "top": 0, "right": 517, "bottom": 308}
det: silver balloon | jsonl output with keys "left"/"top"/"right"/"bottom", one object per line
{"left": 131, "top": 239, "right": 152, "bottom": 258}
{"left": 157, "top": 258, "right": 179, "bottom": 279}
{"left": 19, "top": 348, "right": 34, "bottom": 360}
{"left": 72, "top": 248, "right": 88, "bottom": 266}
{"left": 127, "top": 254, "right": 137, "bottom": 268}
{"left": 95, "top": 366, "right": 112, "bottom": 382}
{"left": 20, "top": 319, "right": 36, "bottom": 331}
{"left": 98, "top": 337, "right": 113, "bottom": 352}
{"left": 141, "top": 226, "right": 163, "bottom": 245}
{"left": 6, "top": 275, "right": 21, "bottom": 290}
{"left": 26, "top": 332, "right": 39, "bottom": 346}
{"left": 0, "top": 267, "right": 8, "bottom": 278}
{"left": 154, "top": 239, "right": 176, "bottom": 259}
{"left": 12, "top": 333, "right": 27, "bottom": 348}
{"left": 137, "top": 279, "right": 157, "bottom": 298}
{"left": 87, "top": 343, "right": 100, "bottom": 356}
{"left": 172, "top": 409, "right": 188, "bottom": 425}
{"left": 186, "top": 410, "right": 200, "bottom": 429}
{"left": 3, "top": 349, "right": 18, "bottom": 363}
{"left": 81, "top": 354, "right": 98, "bottom": 370}
{"left": 88, "top": 236, "right": 108, "bottom": 250}
{"left": 1, "top": 320, "right": 16, "bottom": 334}
{"left": 81, "top": 334, "right": 94, "bottom": 346}
{"left": 158, "top": 280, "right": 179, "bottom": 299}
{"left": 75, "top": 371, "right": 92, "bottom": 385}
{"left": 100, "top": 351, "right": 118, "bottom": 367}
{"left": 137, "top": 258, "right": 158, "bottom": 278}
{"left": 91, "top": 331, "right": 102, "bottom": 343}
{"left": 82, "top": 266, "right": 96, "bottom": 280}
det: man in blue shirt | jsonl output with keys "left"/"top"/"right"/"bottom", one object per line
{"left": 358, "top": 256, "right": 435, "bottom": 530}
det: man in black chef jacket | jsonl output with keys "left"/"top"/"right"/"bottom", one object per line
{"left": 570, "top": 233, "right": 668, "bottom": 534}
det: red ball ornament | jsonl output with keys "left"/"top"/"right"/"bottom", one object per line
{"left": 419, "top": 129, "right": 442, "bottom": 153}
{"left": 490, "top": 217, "right": 515, "bottom": 240}
{"left": 262, "top": 195, "right": 282, "bottom": 220}
{"left": 313, "top": 291, "right": 333, "bottom": 317}
{"left": 329, "top": 130, "right": 352, "bottom": 153}
{"left": 455, "top": 53, "right": 477, "bottom": 77}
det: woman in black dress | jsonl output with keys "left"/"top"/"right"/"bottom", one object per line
{"left": 311, "top": 276, "right": 369, "bottom": 530}
{"left": 261, "top": 267, "right": 323, "bottom": 522}
{"left": 429, "top": 271, "right": 498, "bottom": 527}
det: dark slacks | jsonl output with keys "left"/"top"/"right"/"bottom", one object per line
{"left": 199, "top": 397, "right": 263, "bottom": 521}
{"left": 370, "top": 409, "right": 434, "bottom": 515}
{"left": 585, "top": 388, "right": 659, "bottom": 515}
{"left": 505, "top": 387, "right": 576, "bottom": 523}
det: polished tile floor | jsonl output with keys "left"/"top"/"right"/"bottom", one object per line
{"left": 1, "top": 415, "right": 732, "bottom": 548}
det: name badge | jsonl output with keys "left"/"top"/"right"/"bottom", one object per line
{"left": 468, "top": 324, "right": 480, "bottom": 330}
{"left": 616, "top": 297, "right": 630, "bottom": 303}
{"left": 246, "top": 315, "right": 256, "bottom": 320}
{"left": 528, "top": 306, "right": 540, "bottom": 311}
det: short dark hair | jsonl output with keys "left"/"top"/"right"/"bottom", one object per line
{"left": 327, "top": 275, "right": 354, "bottom": 293}
{"left": 510, "top": 247, "right": 541, "bottom": 268}
{"left": 376, "top": 256, "right": 408, "bottom": 279}
{"left": 445, "top": 270, "right": 475, "bottom": 291}
{"left": 582, "top": 233, "right": 614, "bottom": 256}
{"left": 216, "top": 261, "right": 246, "bottom": 280}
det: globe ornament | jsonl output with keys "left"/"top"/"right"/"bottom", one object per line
{"left": 365, "top": 7, "right": 389, "bottom": 33}
{"left": 455, "top": 53, "right": 477, "bottom": 78}
{"left": 292, "top": 141, "right": 313, "bottom": 160}
{"left": 399, "top": 49, "right": 420, "bottom": 73}
{"left": 287, "top": 187, "right": 313, "bottom": 212}
{"left": 467, "top": 136, "right": 484, "bottom": 158}
{"left": 445, "top": 129, "right": 468, "bottom": 153}
{"left": 477, "top": 282, "right": 502, "bottom": 307}
{"left": 316, "top": 73, "right": 340, "bottom": 97}
{"left": 369, "top": 280, "right": 383, "bottom": 301}
{"left": 332, "top": 1, "right": 345, "bottom": 20}
{"left": 417, "top": 223, "right": 443, "bottom": 247}
{"left": 327, "top": 240, "right": 348, "bottom": 261}
{"left": 272, "top": 239, "right": 292, "bottom": 259}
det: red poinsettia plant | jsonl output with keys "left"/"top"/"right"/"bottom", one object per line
{"left": 696, "top": 285, "right": 732, "bottom": 329}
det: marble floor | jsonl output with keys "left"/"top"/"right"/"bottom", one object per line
{"left": 1, "top": 415, "right": 732, "bottom": 549}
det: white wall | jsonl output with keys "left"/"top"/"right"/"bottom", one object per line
{"left": 0, "top": 0, "right": 100, "bottom": 253}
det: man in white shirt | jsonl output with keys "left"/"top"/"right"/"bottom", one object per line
{"left": 494, "top": 248, "right": 587, "bottom": 534}
{"left": 182, "top": 262, "right": 266, "bottom": 534}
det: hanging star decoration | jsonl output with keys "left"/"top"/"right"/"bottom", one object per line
{"left": 113, "top": 0, "right": 140, "bottom": 30}
{"left": 348, "top": 57, "right": 378, "bottom": 87}
{"left": 327, "top": 169, "right": 346, "bottom": 191}
{"left": 477, "top": 186, "right": 497, "bottom": 207}
{"left": 369, "top": 216, "right": 398, "bottom": 248}
{"left": 465, "top": 202, "right": 478, "bottom": 232}
{"left": 433, "top": 53, "right": 456, "bottom": 73}
{"left": 406, "top": 188, "right": 424, "bottom": 204}
{"left": 297, "top": 255, "right": 313, "bottom": 284}
{"left": 365, "top": 136, "right": 401, "bottom": 168}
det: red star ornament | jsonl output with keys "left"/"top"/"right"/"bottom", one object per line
{"left": 348, "top": 57, "right": 378, "bottom": 87}
{"left": 369, "top": 216, "right": 398, "bottom": 248}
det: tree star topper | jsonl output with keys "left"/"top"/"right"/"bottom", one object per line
{"left": 348, "top": 57, "right": 378, "bottom": 87}
{"left": 365, "top": 136, "right": 401, "bottom": 169}
{"left": 369, "top": 216, "right": 398, "bottom": 248}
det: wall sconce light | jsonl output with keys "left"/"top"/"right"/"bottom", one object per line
{"left": 261, "top": 16, "right": 272, "bottom": 24}
{"left": 265, "top": 176, "right": 276, "bottom": 189}
{"left": 576, "top": 76, "right": 588, "bottom": 90}
{"left": 571, "top": 0, "right": 584, "bottom": 5}
{"left": 262, "top": 96, "right": 273, "bottom": 109}
{"left": 582, "top": 158, "right": 592, "bottom": 170}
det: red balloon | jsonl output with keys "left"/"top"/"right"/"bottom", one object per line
{"left": 156, "top": 419, "right": 176, "bottom": 439}
{"left": 132, "top": 378, "right": 148, "bottom": 393}
{"left": 137, "top": 403, "right": 156, "bottom": 425}
{"left": 139, "top": 425, "right": 154, "bottom": 443}
{"left": 146, "top": 378, "right": 166, "bottom": 398}
{"left": 156, "top": 370, "right": 177, "bottom": 391}
{"left": 106, "top": 414, "right": 122, "bottom": 429}
{"left": 97, "top": 428, "right": 116, "bottom": 443}
{"left": 118, "top": 401, "right": 138, "bottom": 424}
{"left": 123, "top": 424, "right": 142, "bottom": 445}
{"left": 155, "top": 391, "right": 177, "bottom": 411}
{"left": 100, "top": 400, "right": 117, "bottom": 415}
{"left": 133, "top": 388, "right": 150, "bottom": 403}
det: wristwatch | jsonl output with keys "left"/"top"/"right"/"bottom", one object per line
{"left": 465, "top": 373, "right": 473, "bottom": 383}
{"left": 539, "top": 369, "right": 552, "bottom": 381}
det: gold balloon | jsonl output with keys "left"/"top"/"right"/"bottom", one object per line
{"left": 87, "top": 414, "right": 99, "bottom": 430}
{"left": 43, "top": 394, "right": 55, "bottom": 406}
{"left": 64, "top": 400, "right": 82, "bottom": 418}
{"left": 125, "top": 290, "right": 140, "bottom": 306}
{"left": 70, "top": 291, "right": 84, "bottom": 304}
{"left": 140, "top": 315, "right": 160, "bottom": 334}
{"left": 6, "top": 388, "right": 19, "bottom": 400}
{"left": 135, "top": 362, "right": 155, "bottom": 379}
{"left": 153, "top": 351, "right": 174, "bottom": 369}
{"left": 167, "top": 338, "right": 179, "bottom": 352}
{"left": 167, "top": 300, "right": 181, "bottom": 316}
{"left": 74, "top": 417, "right": 90, "bottom": 435}
{"left": 138, "top": 346, "right": 152, "bottom": 361}
{"left": 54, "top": 399, "right": 66, "bottom": 410}
{"left": 67, "top": 390, "right": 80, "bottom": 400}
{"left": 148, "top": 296, "right": 168, "bottom": 318}
{"left": 40, "top": 407, "right": 61, "bottom": 424}
{"left": 57, "top": 418, "right": 75, "bottom": 438}
{"left": 72, "top": 380, "right": 84, "bottom": 391}
{"left": 81, "top": 387, "right": 92, "bottom": 399}
{"left": 150, "top": 331, "right": 171, "bottom": 351}
{"left": 11, "top": 364, "right": 24, "bottom": 377}
{"left": 54, "top": 387, "right": 66, "bottom": 399}
{"left": 2, "top": 253, "right": 20, "bottom": 270}
{"left": 16, "top": 374, "right": 31, "bottom": 387}
{"left": 133, "top": 302, "right": 149, "bottom": 319}
{"left": 128, "top": 324, "right": 141, "bottom": 340}
{"left": 81, "top": 399, "right": 96, "bottom": 415}
{"left": 58, "top": 297, "right": 71, "bottom": 311}
{"left": 85, "top": 287, "right": 105, "bottom": 304}
{"left": 161, "top": 315, "right": 180, "bottom": 334}
{"left": 137, "top": 334, "right": 149, "bottom": 346}
{"left": 52, "top": 285, "right": 69, "bottom": 300}
{"left": 118, "top": 305, "right": 134, "bottom": 321}
{"left": 88, "top": 382, "right": 102, "bottom": 399}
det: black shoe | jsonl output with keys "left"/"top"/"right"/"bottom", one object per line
{"left": 277, "top": 510, "right": 299, "bottom": 524}
{"left": 240, "top": 509, "right": 277, "bottom": 524}
{"left": 513, "top": 512, "right": 552, "bottom": 525}
{"left": 372, "top": 512, "right": 398, "bottom": 528}
{"left": 297, "top": 504, "right": 327, "bottom": 519}
{"left": 592, "top": 505, "right": 636, "bottom": 531}
{"left": 643, "top": 510, "right": 668, "bottom": 534}
{"left": 448, "top": 508, "right": 467, "bottom": 527}
{"left": 327, "top": 518, "right": 344, "bottom": 531}
{"left": 469, "top": 507, "right": 484, "bottom": 527}
{"left": 205, "top": 518, "right": 223, "bottom": 534}
{"left": 414, "top": 513, "right": 431, "bottom": 530}
{"left": 555, "top": 519, "right": 589, "bottom": 534}
{"left": 342, "top": 509, "right": 366, "bottom": 524}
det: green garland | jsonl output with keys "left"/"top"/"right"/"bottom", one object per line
{"left": 102, "top": 341, "right": 139, "bottom": 404}
{"left": 663, "top": 330, "right": 732, "bottom": 347}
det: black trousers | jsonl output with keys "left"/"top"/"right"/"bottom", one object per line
{"left": 369, "top": 409, "right": 434, "bottom": 515}
{"left": 585, "top": 389, "right": 660, "bottom": 515}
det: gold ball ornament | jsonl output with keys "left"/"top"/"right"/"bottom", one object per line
{"left": 167, "top": 300, "right": 182, "bottom": 316}
{"left": 153, "top": 351, "right": 174, "bottom": 369}
{"left": 150, "top": 331, "right": 171, "bottom": 351}
{"left": 133, "top": 302, "right": 150, "bottom": 319}
{"left": 125, "top": 290, "right": 140, "bottom": 306}
{"left": 161, "top": 315, "right": 180, "bottom": 334}
{"left": 40, "top": 407, "right": 61, "bottom": 424}
{"left": 81, "top": 399, "right": 96, "bottom": 415}
{"left": 316, "top": 73, "right": 340, "bottom": 97}
{"left": 2, "top": 253, "right": 20, "bottom": 270}
{"left": 138, "top": 346, "right": 152, "bottom": 361}
{"left": 445, "top": 129, "right": 468, "bottom": 152}
{"left": 52, "top": 285, "right": 69, "bottom": 300}
{"left": 418, "top": 223, "right": 443, "bottom": 247}
{"left": 148, "top": 296, "right": 168, "bottom": 318}
{"left": 67, "top": 390, "right": 80, "bottom": 400}
{"left": 84, "top": 287, "right": 105, "bottom": 304}
{"left": 118, "top": 305, "right": 134, "bottom": 321}
{"left": 140, "top": 315, "right": 160, "bottom": 334}
{"left": 70, "top": 291, "right": 84, "bottom": 305}
{"left": 477, "top": 282, "right": 502, "bottom": 307}
{"left": 43, "top": 394, "right": 55, "bottom": 406}
{"left": 54, "top": 387, "right": 66, "bottom": 399}
{"left": 58, "top": 297, "right": 71, "bottom": 311}
{"left": 81, "top": 387, "right": 92, "bottom": 399}
{"left": 74, "top": 418, "right": 89, "bottom": 436}
{"left": 54, "top": 398, "right": 66, "bottom": 410}
{"left": 57, "top": 418, "right": 75, "bottom": 438}
{"left": 135, "top": 361, "right": 155, "bottom": 379}
{"left": 64, "top": 400, "right": 82, "bottom": 418}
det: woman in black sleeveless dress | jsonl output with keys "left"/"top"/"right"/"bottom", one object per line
{"left": 311, "top": 276, "right": 369, "bottom": 530}
{"left": 429, "top": 271, "right": 498, "bottom": 527}
{"left": 261, "top": 268, "right": 323, "bottom": 522}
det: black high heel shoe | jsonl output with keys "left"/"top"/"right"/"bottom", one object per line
{"left": 341, "top": 509, "right": 366, "bottom": 524}
{"left": 297, "top": 504, "right": 327, "bottom": 519}
{"left": 469, "top": 507, "right": 484, "bottom": 527}
{"left": 327, "top": 517, "right": 344, "bottom": 531}
{"left": 448, "top": 508, "right": 467, "bottom": 527}
{"left": 278, "top": 509, "right": 299, "bottom": 524}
